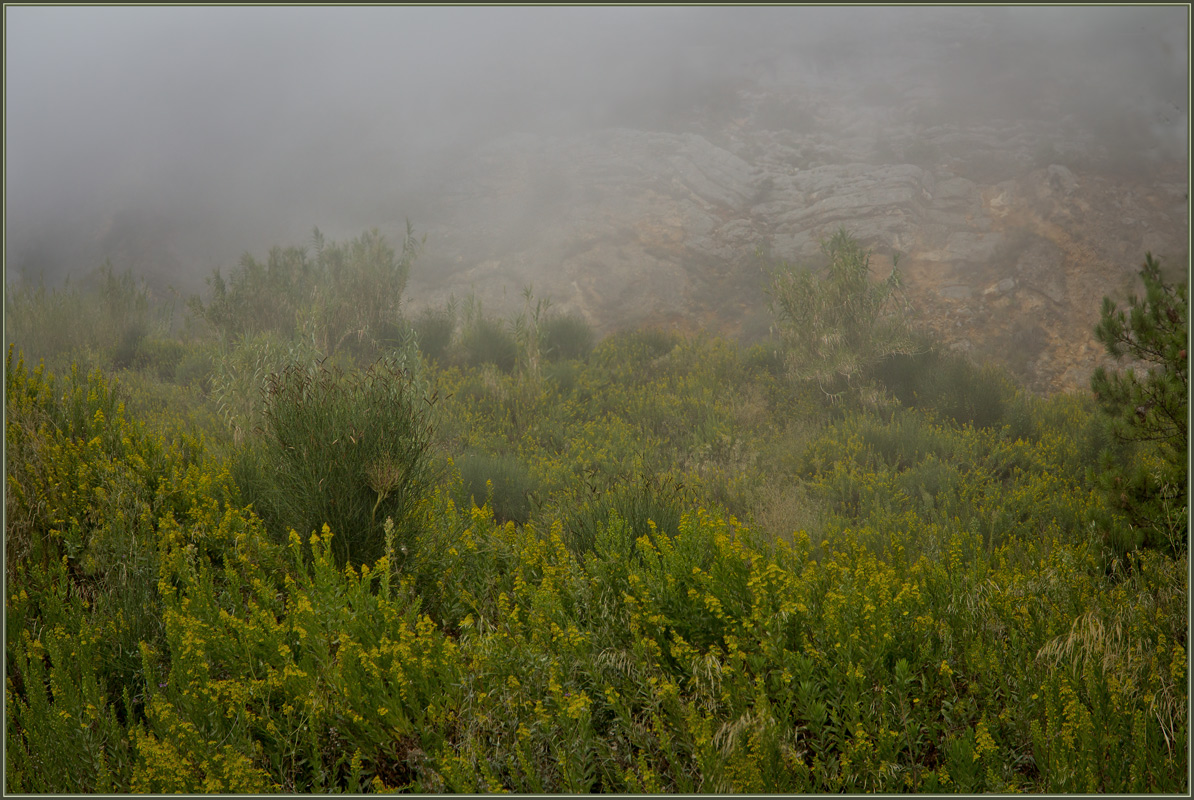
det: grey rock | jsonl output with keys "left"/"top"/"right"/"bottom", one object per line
{"left": 1045, "top": 164, "right": 1078, "bottom": 195}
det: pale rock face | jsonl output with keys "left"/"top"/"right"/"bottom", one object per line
{"left": 408, "top": 70, "right": 1187, "bottom": 394}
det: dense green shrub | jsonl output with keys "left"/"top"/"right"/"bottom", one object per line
{"left": 243, "top": 354, "right": 436, "bottom": 566}
{"left": 541, "top": 313, "right": 595, "bottom": 362}
{"left": 6, "top": 349, "right": 167, "bottom": 687}
{"left": 557, "top": 470, "right": 692, "bottom": 557}
{"left": 460, "top": 315, "right": 518, "bottom": 373}
{"left": 131, "top": 516, "right": 458, "bottom": 792}
{"left": 413, "top": 303, "right": 457, "bottom": 363}
{"left": 543, "top": 359, "right": 581, "bottom": 395}
{"left": 110, "top": 318, "right": 149, "bottom": 370}
{"left": 174, "top": 346, "right": 214, "bottom": 389}
{"left": 742, "top": 340, "right": 786, "bottom": 377}
{"left": 455, "top": 450, "right": 537, "bottom": 525}
{"left": 594, "top": 327, "right": 680, "bottom": 369}
{"left": 869, "top": 348, "right": 1018, "bottom": 429}
{"left": 131, "top": 336, "right": 188, "bottom": 380}
{"left": 4, "top": 346, "right": 273, "bottom": 792}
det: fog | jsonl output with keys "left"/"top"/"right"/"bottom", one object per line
{"left": 5, "top": 6, "right": 1188, "bottom": 292}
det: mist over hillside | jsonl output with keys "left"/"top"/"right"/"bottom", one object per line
{"left": 5, "top": 6, "right": 1189, "bottom": 388}
{"left": 5, "top": 10, "right": 1191, "bottom": 792}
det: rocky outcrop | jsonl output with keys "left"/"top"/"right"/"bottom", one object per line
{"left": 408, "top": 74, "right": 1187, "bottom": 394}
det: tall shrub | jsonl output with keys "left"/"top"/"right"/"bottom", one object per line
{"left": 250, "top": 354, "right": 436, "bottom": 565}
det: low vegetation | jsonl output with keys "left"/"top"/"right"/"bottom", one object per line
{"left": 5, "top": 227, "right": 1187, "bottom": 792}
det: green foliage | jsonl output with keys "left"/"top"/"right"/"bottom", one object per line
{"left": 1090, "top": 253, "right": 1188, "bottom": 554}
{"left": 4, "top": 278, "right": 96, "bottom": 370}
{"left": 542, "top": 312, "right": 595, "bottom": 362}
{"left": 7, "top": 598, "right": 136, "bottom": 793}
{"left": 7, "top": 348, "right": 166, "bottom": 687}
{"left": 208, "top": 330, "right": 323, "bottom": 444}
{"left": 4, "top": 346, "right": 266, "bottom": 792}
{"left": 174, "top": 345, "right": 215, "bottom": 389}
{"left": 869, "top": 348, "right": 1022, "bottom": 430}
{"left": 456, "top": 295, "right": 519, "bottom": 373}
{"left": 129, "top": 335, "right": 187, "bottom": 380}
{"left": 243, "top": 353, "right": 436, "bottom": 566}
{"left": 461, "top": 316, "right": 519, "bottom": 372}
{"left": 7, "top": 237, "right": 1189, "bottom": 793}
{"left": 597, "top": 326, "right": 681, "bottom": 365}
{"left": 742, "top": 339, "right": 786, "bottom": 377}
{"left": 312, "top": 225, "right": 420, "bottom": 359}
{"left": 189, "top": 225, "right": 421, "bottom": 358}
{"left": 455, "top": 450, "right": 537, "bottom": 526}
{"left": 770, "top": 228, "right": 917, "bottom": 403}
{"left": 511, "top": 285, "right": 550, "bottom": 382}
{"left": 132, "top": 518, "right": 458, "bottom": 792}
{"left": 558, "top": 469, "right": 692, "bottom": 557}
{"left": 5, "top": 261, "right": 168, "bottom": 374}
{"left": 190, "top": 244, "right": 312, "bottom": 342}
{"left": 412, "top": 301, "right": 457, "bottom": 363}
{"left": 1092, "top": 253, "right": 1188, "bottom": 450}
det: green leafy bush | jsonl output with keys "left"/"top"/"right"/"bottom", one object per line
{"left": 594, "top": 327, "right": 680, "bottom": 368}
{"left": 742, "top": 340, "right": 786, "bottom": 377}
{"left": 4, "top": 346, "right": 267, "bottom": 792}
{"left": 131, "top": 336, "right": 188, "bottom": 380}
{"left": 6, "top": 349, "right": 167, "bottom": 687}
{"left": 544, "top": 359, "right": 581, "bottom": 395}
{"left": 132, "top": 517, "right": 459, "bottom": 792}
{"left": 174, "top": 345, "right": 215, "bottom": 389}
